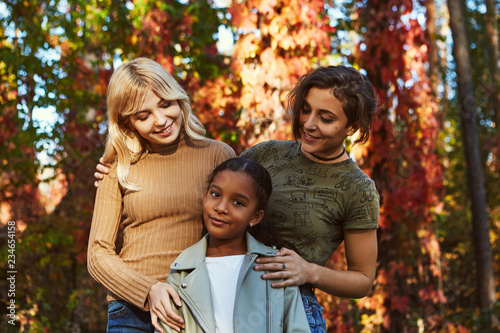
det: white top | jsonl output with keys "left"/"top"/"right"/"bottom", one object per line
{"left": 205, "top": 255, "right": 245, "bottom": 333}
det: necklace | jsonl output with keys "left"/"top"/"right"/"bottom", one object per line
{"left": 310, "top": 146, "right": 346, "bottom": 162}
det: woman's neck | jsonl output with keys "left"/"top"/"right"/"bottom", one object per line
{"left": 148, "top": 131, "right": 185, "bottom": 153}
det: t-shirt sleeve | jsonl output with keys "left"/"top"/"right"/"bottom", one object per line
{"left": 87, "top": 167, "right": 158, "bottom": 310}
{"left": 343, "top": 178, "right": 380, "bottom": 229}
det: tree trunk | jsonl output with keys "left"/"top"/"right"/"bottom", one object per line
{"left": 425, "top": 0, "right": 440, "bottom": 98}
{"left": 425, "top": 0, "right": 446, "bottom": 318}
{"left": 485, "top": 0, "right": 500, "bottom": 128}
{"left": 447, "top": 0, "right": 496, "bottom": 316}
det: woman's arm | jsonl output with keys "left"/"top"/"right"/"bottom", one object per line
{"left": 88, "top": 168, "right": 185, "bottom": 331}
{"left": 254, "top": 228, "right": 377, "bottom": 298}
{"left": 87, "top": 168, "right": 158, "bottom": 306}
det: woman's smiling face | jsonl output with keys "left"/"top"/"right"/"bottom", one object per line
{"left": 129, "top": 89, "right": 183, "bottom": 146}
{"left": 299, "top": 87, "right": 353, "bottom": 161}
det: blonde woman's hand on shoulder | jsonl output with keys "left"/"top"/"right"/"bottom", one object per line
{"left": 148, "top": 282, "right": 185, "bottom": 333}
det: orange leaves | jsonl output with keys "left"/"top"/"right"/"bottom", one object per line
{"left": 229, "top": 0, "right": 333, "bottom": 145}
{"left": 229, "top": 2, "right": 258, "bottom": 32}
{"left": 192, "top": 74, "right": 240, "bottom": 144}
{"left": 232, "top": 34, "right": 260, "bottom": 61}
{"left": 354, "top": 1, "right": 447, "bottom": 330}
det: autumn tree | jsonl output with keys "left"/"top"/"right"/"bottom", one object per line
{"left": 224, "top": 0, "right": 334, "bottom": 150}
{"left": 447, "top": 0, "right": 496, "bottom": 327}
{"left": 353, "top": 1, "right": 447, "bottom": 331}
{"left": 485, "top": 0, "right": 500, "bottom": 127}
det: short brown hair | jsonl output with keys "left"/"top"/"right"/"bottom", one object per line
{"left": 288, "top": 66, "right": 378, "bottom": 145}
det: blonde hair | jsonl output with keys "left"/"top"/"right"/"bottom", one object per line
{"left": 102, "top": 57, "right": 207, "bottom": 190}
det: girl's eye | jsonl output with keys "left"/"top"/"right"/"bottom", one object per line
{"left": 233, "top": 200, "right": 245, "bottom": 206}
{"left": 210, "top": 191, "right": 220, "bottom": 198}
{"left": 301, "top": 106, "right": 311, "bottom": 114}
{"left": 321, "top": 117, "right": 334, "bottom": 123}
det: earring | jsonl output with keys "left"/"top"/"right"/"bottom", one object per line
{"left": 249, "top": 223, "right": 253, "bottom": 227}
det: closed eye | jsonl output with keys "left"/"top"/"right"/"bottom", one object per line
{"left": 135, "top": 112, "right": 150, "bottom": 121}
{"left": 159, "top": 100, "right": 172, "bottom": 109}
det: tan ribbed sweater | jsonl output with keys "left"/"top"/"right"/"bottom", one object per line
{"left": 87, "top": 135, "right": 235, "bottom": 310}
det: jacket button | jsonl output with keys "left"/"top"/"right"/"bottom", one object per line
{"left": 181, "top": 283, "right": 187, "bottom": 289}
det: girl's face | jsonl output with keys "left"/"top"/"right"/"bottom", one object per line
{"left": 129, "top": 89, "right": 183, "bottom": 146}
{"left": 203, "top": 170, "right": 263, "bottom": 248}
{"left": 299, "top": 87, "right": 353, "bottom": 160}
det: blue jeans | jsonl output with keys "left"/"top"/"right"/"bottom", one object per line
{"left": 301, "top": 286, "right": 327, "bottom": 333}
{"left": 107, "top": 300, "right": 154, "bottom": 333}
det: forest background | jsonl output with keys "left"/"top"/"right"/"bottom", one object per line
{"left": 0, "top": 0, "right": 499, "bottom": 332}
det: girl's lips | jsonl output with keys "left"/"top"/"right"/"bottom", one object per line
{"left": 209, "top": 216, "right": 228, "bottom": 227}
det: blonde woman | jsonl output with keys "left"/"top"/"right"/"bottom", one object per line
{"left": 87, "top": 57, "right": 235, "bottom": 332}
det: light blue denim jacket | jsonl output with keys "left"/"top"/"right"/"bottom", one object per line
{"left": 160, "top": 232, "right": 310, "bottom": 333}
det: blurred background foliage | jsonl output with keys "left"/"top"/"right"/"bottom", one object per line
{"left": 0, "top": 0, "right": 499, "bottom": 331}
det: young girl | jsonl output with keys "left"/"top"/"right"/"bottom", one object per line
{"left": 87, "top": 57, "right": 235, "bottom": 332}
{"left": 159, "top": 157, "right": 310, "bottom": 333}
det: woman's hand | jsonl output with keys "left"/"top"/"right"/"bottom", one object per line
{"left": 94, "top": 157, "right": 110, "bottom": 188}
{"left": 254, "top": 247, "right": 311, "bottom": 288}
{"left": 148, "top": 282, "right": 185, "bottom": 333}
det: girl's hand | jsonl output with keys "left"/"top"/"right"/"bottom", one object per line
{"left": 94, "top": 157, "right": 110, "bottom": 188}
{"left": 254, "top": 247, "right": 311, "bottom": 288}
{"left": 148, "top": 282, "right": 185, "bottom": 333}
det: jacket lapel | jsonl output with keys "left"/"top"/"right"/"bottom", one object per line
{"left": 171, "top": 236, "right": 216, "bottom": 333}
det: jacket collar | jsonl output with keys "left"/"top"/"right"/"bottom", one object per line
{"left": 170, "top": 232, "right": 276, "bottom": 270}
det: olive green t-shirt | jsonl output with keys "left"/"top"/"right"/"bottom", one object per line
{"left": 241, "top": 140, "right": 379, "bottom": 266}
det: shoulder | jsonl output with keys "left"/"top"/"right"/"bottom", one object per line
{"left": 169, "top": 237, "right": 207, "bottom": 272}
{"left": 348, "top": 161, "right": 378, "bottom": 190}
{"left": 211, "top": 139, "right": 235, "bottom": 157}
{"left": 241, "top": 140, "right": 297, "bottom": 159}
{"left": 245, "top": 232, "right": 278, "bottom": 256}
{"left": 250, "top": 140, "right": 296, "bottom": 150}
{"left": 187, "top": 137, "right": 235, "bottom": 158}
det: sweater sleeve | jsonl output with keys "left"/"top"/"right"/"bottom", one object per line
{"left": 87, "top": 167, "right": 158, "bottom": 310}
{"left": 215, "top": 141, "right": 236, "bottom": 165}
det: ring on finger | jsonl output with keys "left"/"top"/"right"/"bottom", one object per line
{"left": 282, "top": 264, "right": 286, "bottom": 270}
